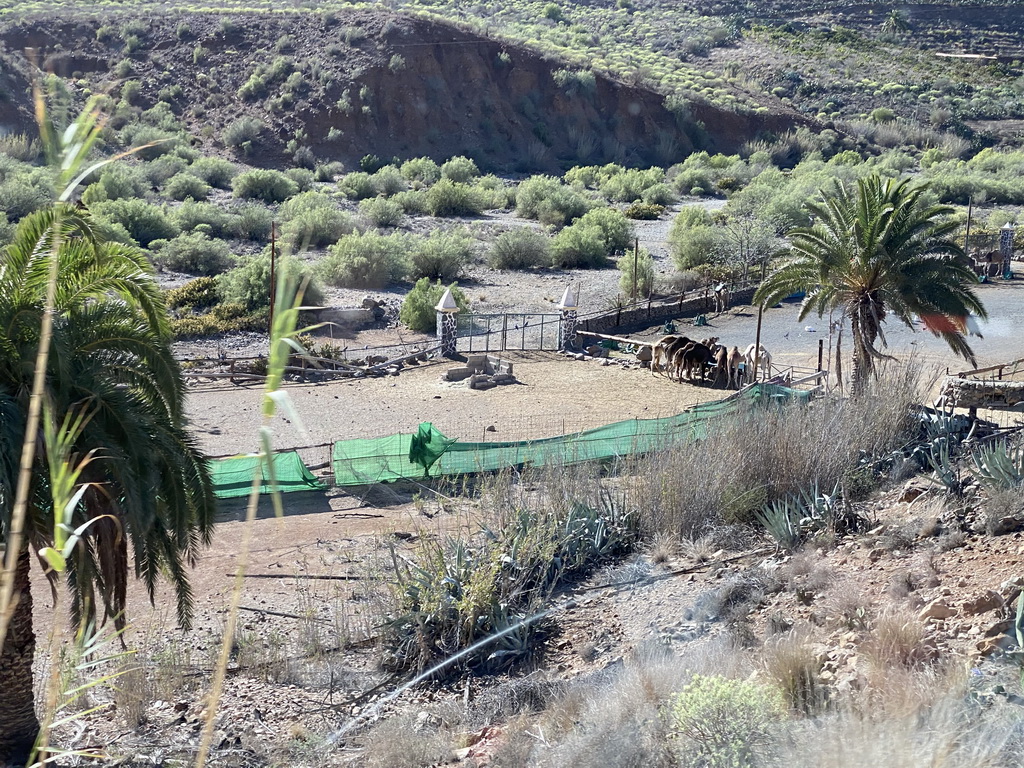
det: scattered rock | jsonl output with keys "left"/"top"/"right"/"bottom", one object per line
{"left": 919, "top": 598, "right": 955, "bottom": 620}
{"left": 962, "top": 590, "right": 1003, "bottom": 615}
{"left": 586, "top": 345, "right": 609, "bottom": 358}
{"left": 990, "top": 515, "right": 1024, "bottom": 536}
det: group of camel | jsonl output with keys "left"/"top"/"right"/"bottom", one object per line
{"left": 651, "top": 334, "right": 771, "bottom": 389}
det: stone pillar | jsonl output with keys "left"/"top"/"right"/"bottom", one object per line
{"left": 1000, "top": 222, "right": 1015, "bottom": 278}
{"left": 556, "top": 285, "right": 579, "bottom": 351}
{"left": 435, "top": 288, "right": 460, "bottom": 357}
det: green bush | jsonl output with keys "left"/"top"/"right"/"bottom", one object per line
{"left": 409, "top": 229, "right": 473, "bottom": 281}
{"left": 440, "top": 155, "right": 479, "bottom": 183}
{"left": 393, "top": 189, "right": 427, "bottom": 214}
{"left": 81, "top": 164, "right": 145, "bottom": 204}
{"left": 143, "top": 155, "right": 188, "bottom": 187}
{"left": 360, "top": 197, "right": 404, "bottom": 227}
{"left": 92, "top": 198, "right": 179, "bottom": 247}
{"left": 232, "top": 202, "right": 274, "bottom": 241}
{"left": 625, "top": 202, "right": 665, "bottom": 219}
{"left": 232, "top": 169, "right": 298, "bottom": 203}
{"left": 338, "top": 171, "right": 377, "bottom": 200}
{"left": 600, "top": 167, "right": 665, "bottom": 202}
{"left": 551, "top": 223, "right": 608, "bottom": 268}
{"left": 577, "top": 207, "right": 633, "bottom": 253}
{"left": 280, "top": 192, "right": 355, "bottom": 249}
{"left": 489, "top": 227, "right": 550, "bottom": 269}
{"left": 219, "top": 250, "right": 324, "bottom": 310}
{"left": 618, "top": 247, "right": 654, "bottom": 298}
{"left": 0, "top": 167, "right": 55, "bottom": 221}
{"left": 515, "top": 175, "right": 592, "bottom": 225}
{"left": 165, "top": 276, "right": 219, "bottom": 310}
{"left": 314, "top": 161, "right": 345, "bottom": 182}
{"left": 285, "top": 168, "right": 314, "bottom": 193}
{"left": 372, "top": 165, "right": 407, "bottom": 196}
{"left": 425, "top": 178, "right": 484, "bottom": 217}
{"left": 174, "top": 199, "right": 232, "bottom": 237}
{"left": 319, "top": 230, "right": 409, "bottom": 288}
{"left": 151, "top": 231, "right": 234, "bottom": 275}
{"left": 642, "top": 183, "right": 675, "bottom": 206}
{"left": 189, "top": 157, "right": 238, "bottom": 189}
{"left": 668, "top": 205, "right": 720, "bottom": 270}
{"left": 670, "top": 675, "right": 781, "bottom": 768}
{"left": 399, "top": 278, "right": 468, "bottom": 333}
{"left": 400, "top": 156, "right": 441, "bottom": 186}
{"left": 164, "top": 172, "right": 211, "bottom": 201}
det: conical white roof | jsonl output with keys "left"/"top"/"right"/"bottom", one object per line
{"left": 435, "top": 287, "right": 460, "bottom": 312}
{"left": 556, "top": 285, "right": 577, "bottom": 310}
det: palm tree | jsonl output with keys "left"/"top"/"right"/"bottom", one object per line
{"left": 0, "top": 206, "right": 216, "bottom": 764}
{"left": 754, "top": 174, "right": 986, "bottom": 393}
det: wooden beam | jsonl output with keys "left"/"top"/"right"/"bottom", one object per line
{"left": 575, "top": 330, "right": 654, "bottom": 347}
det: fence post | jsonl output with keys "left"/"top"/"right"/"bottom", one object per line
{"left": 435, "top": 288, "right": 460, "bottom": 358}
{"left": 557, "top": 285, "right": 579, "bottom": 351}
{"left": 1000, "top": 222, "right": 1015, "bottom": 278}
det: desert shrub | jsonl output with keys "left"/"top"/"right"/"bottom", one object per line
{"left": 232, "top": 169, "right": 298, "bottom": 203}
{"left": 143, "top": 155, "right": 189, "bottom": 187}
{"left": 189, "top": 157, "right": 237, "bottom": 189}
{"left": 489, "top": 227, "right": 550, "bottom": 269}
{"left": 280, "top": 193, "right": 355, "bottom": 249}
{"left": 219, "top": 251, "right": 323, "bottom": 310}
{"left": 577, "top": 207, "right": 632, "bottom": 253}
{"left": 151, "top": 231, "right": 233, "bottom": 275}
{"left": 642, "top": 183, "right": 675, "bottom": 205}
{"left": 319, "top": 230, "right": 409, "bottom": 288}
{"left": 393, "top": 189, "right": 427, "bottom": 214}
{"left": 425, "top": 178, "right": 484, "bottom": 217}
{"left": 371, "top": 165, "right": 407, "bottom": 196}
{"left": 120, "top": 124, "right": 179, "bottom": 160}
{"left": 81, "top": 164, "right": 146, "bottom": 204}
{"left": 174, "top": 199, "right": 232, "bottom": 237}
{"left": 92, "top": 198, "right": 179, "bottom": 247}
{"left": 399, "top": 278, "right": 469, "bottom": 333}
{"left": 618, "top": 247, "right": 654, "bottom": 298}
{"left": 669, "top": 675, "right": 782, "bottom": 768}
{"left": 0, "top": 167, "right": 55, "bottom": 221}
{"left": 232, "top": 202, "right": 274, "bottom": 241}
{"left": 668, "top": 206, "right": 721, "bottom": 270}
{"left": 600, "top": 167, "right": 665, "bottom": 202}
{"left": 360, "top": 197, "right": 404, "bottom": 227}
{"left": 165, "top": 276, "right": 219, "bottom": 311}
{"left": 314, "top": 161, "right": 345, "bottom": 182}
{"left": 0, "top": 214, "right": 14, "bottom": 246}
{"left": 338, "top": 171, "right": 376, "bottom": 200}
{"left": 285, "top": 168, "right": 314, "bottom": 193}
{"left": 515, "top": 175, "right": 592, "bottom": 225}
{"left": 550, "top": 223, "right": 608, "bottom": 268}
{"left": 625, "top": 202, "right": 665, "bottom": 219}
{"left": 164, "top": 172, "right": 211, "bottom": 201}
{"left": 0, "top": 133, "right": 40, "bottom": 162}
{"left": 223, "top": 117, "right": 266, "bottom": 153}
{"left": 440, "top": 155, "right": 479, "bottom": 183}
{"left": 408, "top": 229, "right": 473, "bottom": 281}
{"left": 400, "top": 156, "right": 440, "bottom": 186}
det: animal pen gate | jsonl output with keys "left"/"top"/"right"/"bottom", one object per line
{"left": 456, "top": 312, "right": 563, "bottom": 352}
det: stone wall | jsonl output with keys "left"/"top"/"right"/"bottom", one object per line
{"left": 578, "top": 286, "right": 757, "bottom": 337}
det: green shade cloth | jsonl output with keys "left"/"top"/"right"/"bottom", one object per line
{"left": 331, "top": 383, "right": 810, "bottom": 487}
{"left": 211, "top": 450, "right": 326, "bottom": 499}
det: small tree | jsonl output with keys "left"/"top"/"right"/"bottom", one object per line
{"left": 400, "top": 278, "right": 468, "bottom": 333}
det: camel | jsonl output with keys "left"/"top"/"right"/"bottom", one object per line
{"left": 679, "top": 342, "right": 714, "bottom": 383}
{"left": 713, "top": 344, "right": 729, "bottom": 387}
{"left": 654, "top": 335, "right": 692, "bottom": 378}
{"left": 743, "top": 343, "right": 772, "bottom": 384}
{"left": 726, "top": 346, "right": 743, "bottom": 389}
{"left": 713, "top": 283, "right": 730, "bottom": 314}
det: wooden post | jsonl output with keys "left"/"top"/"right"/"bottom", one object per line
{"left": 964, "top": 196, "right": 973, "bottom": 255}
{"left": 632, "top": 238, "right": 639, "bottom": 303}
{"left": 269, "top": 221, "right": 277, "bottom": 335}
{"left": 752, "top": 303, "right": 764, "bottom": 383}
{"left": 817, "top": 339, "right": 823, "bottom": 372}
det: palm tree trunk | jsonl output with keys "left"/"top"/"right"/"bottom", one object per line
{"left": 0, "top": 547, "right": 40, "bottom": 767}
{"left": 850, "top": 313, "right": 871, "bottom": 395}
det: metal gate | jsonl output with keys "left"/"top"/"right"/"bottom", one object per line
{"left": 456, "top": 313, "right": 562, "bottom": 352}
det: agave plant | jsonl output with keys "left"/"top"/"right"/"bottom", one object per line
{"left": 973, "top": 441, "right": 1024, "bottom": 490}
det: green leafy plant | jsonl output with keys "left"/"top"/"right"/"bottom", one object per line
{"left": 973, "top": 441, "right": 1024, "bottom": 490}
{"left": 399, "top": 278, "right": 469, "bottom": 332}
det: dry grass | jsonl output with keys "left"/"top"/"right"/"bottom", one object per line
{"left": 628, "top": 364, "right": 923, "bottom": 539}
{"left": 860, "top": 609, "right": 934, "bottom": 671}
{"left": 759, "top": 630, "right": 827, "bottom": 714}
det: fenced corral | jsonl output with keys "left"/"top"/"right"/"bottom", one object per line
{"left": 941, "top": 357, "right": 1024, "bottom": 413}
{"left": 456, "top": 312, "right": 562, "bottom": 352}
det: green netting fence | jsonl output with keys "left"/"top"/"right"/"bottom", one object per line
{"left": 211, "top": 450, "right": 326, "bottom": 499}
{"left": 331, "top": 383, "right": 810, "bottom": 487}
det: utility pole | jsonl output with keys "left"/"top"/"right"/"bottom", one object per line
{"left": 632, "top": 238, "right": 639, "bottom": 304}
{"left": 752, "top": 303, "right": 764, "bottom": 383}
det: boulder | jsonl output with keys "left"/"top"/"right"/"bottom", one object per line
{"left": 587, "top": 345, "right": 609, "bottom": 358}
{"left": 962, "top": 590, "right": 1004, "bottom": 616}
{"left": 919, "top": 598, "right": 955, "bottom": 620}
